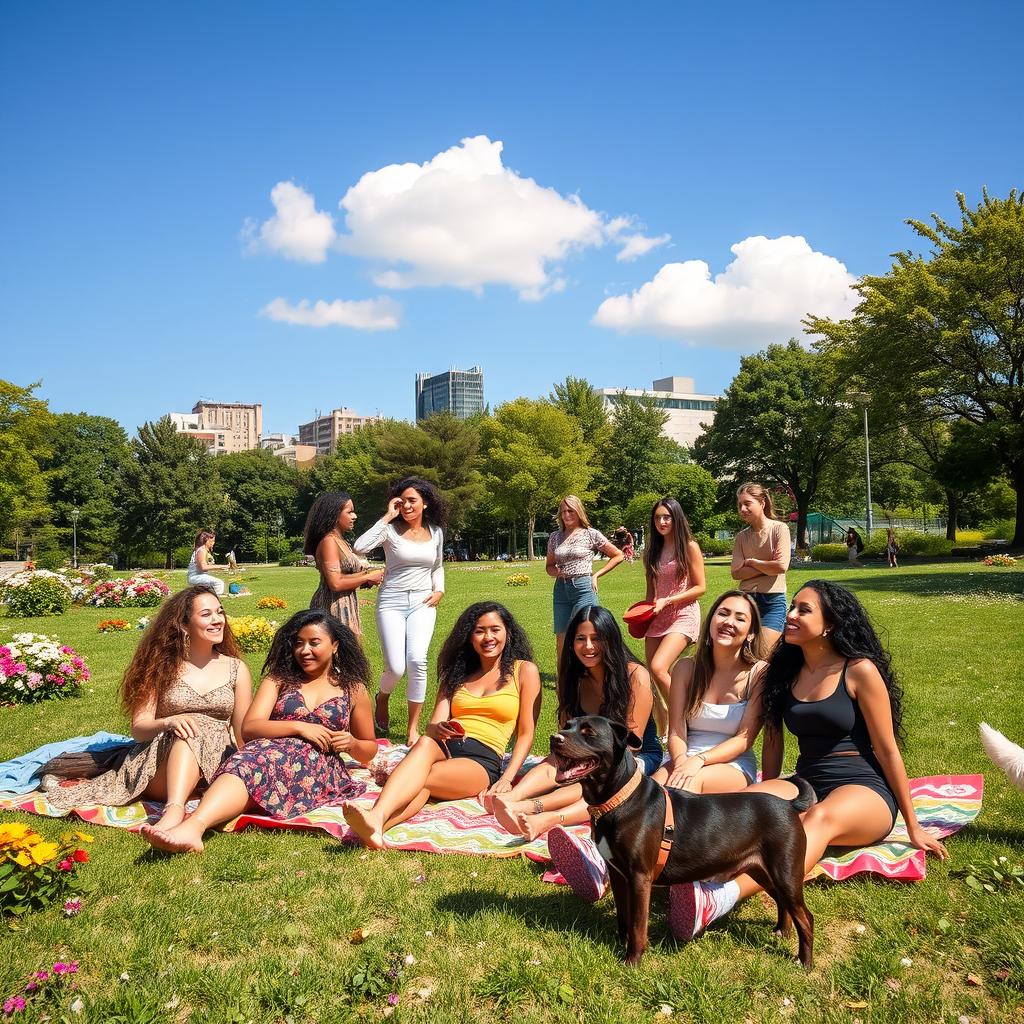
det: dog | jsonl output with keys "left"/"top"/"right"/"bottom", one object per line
{"left": 980, "top": 722, "right": 1024, "bottom": 792}
{"left": 550, "top": 715, "right": 815, "bottom": 968}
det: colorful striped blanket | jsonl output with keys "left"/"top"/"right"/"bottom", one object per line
{"left": 0, "top": 769, "right": 982, "bottom": 884}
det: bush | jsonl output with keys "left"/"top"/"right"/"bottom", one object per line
{"left": 0, "top": 633, "right": 90, "bottom": 703}
{"left": 279, "top": 548, "right": 310, "bottom": 567}
{"left": 2, "top": 576, "right": 73, "bottom": 617}
{"left": 228, "top": 615, "right": 277, "bottom": 652}
{"left": 87, "top": 575, "right": 170, "bottom": 608}
{"left": 172, "top": 544, "right": 195, "bottom": 568}
{"left": 0, "top": 823, "right": 92, "bottom": 918}
{"left": 256, "top": 595, "right": 287, "bottom": 609}
{"left": 982, "top": 518, "right": 1015, "bottom": 541}
{"left": 695, "top": 533, "right": 733, "bottom": 556}
{"left": 82, "top": 563, "right": 114, "bottom": 581}
{"left": 811, "top": 543, "right": 849, "bottom": 562}
{"left": 34, "top": 550, "right": 66, "bottom": 572}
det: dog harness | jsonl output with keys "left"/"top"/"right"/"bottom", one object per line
{"left": 587, "top": 765, "right": 675, "bottom": 880}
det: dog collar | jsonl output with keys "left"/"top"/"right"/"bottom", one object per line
{"left": 588, "top": 764, "right": 643, "bottom": 820}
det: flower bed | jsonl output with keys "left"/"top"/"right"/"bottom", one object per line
{"left": 256, "top": 595, "right": 288, "bottom": 610}
{"left": 505, "top": 573, "right": 531, "bottom": 587}
{"left": 228, "top": 615, "right": 277, "bottom": 652}
{"left": 0, "top": 634, "right": 90, "bottom": 705}
{"left": 0, "top": 823, "right": 91, "bottom": 917}
{"left": 0, "top": 569, "right": 77, "bottom": 617}
{"left": 97, "top": 619, "right": 131, "bottom": 633}
{"left": 86, "top": 574, "right": 170, "bottom": 608}
{"left": 3, "top": 959, "right": 81, "bottom": 1017}
{"left": 982, "top": 553, "right": 1017, "bottom": 567}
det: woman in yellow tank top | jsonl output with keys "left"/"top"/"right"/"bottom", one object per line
{"left": 344, "top": 602, "right": 541, "bottom": 850}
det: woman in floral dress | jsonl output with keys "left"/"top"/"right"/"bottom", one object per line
{"left": 144, "top": 609, "right": 378, "bottom": 854}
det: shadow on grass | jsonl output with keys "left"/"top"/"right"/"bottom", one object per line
{"left": 793, "top": 569, "right": 1023, "bottom": 600}
{"left": 958, "top": 823, "right": 1024, "bottom": 848}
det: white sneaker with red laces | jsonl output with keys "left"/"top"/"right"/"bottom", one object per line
{"left": 668, "top": 880, "right": 739, "bottom": 941}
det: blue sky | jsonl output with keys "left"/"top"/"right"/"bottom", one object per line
{"left": 2, "top": 0, "right": 1020, "bottom": 436}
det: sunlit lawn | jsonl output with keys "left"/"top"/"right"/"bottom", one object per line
{"left": 1, "top": 559, "right": 1023, "bottom": 1022}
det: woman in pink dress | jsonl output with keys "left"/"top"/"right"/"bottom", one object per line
{"left": 643, "top": 496, "right": 706, "bottom": 736}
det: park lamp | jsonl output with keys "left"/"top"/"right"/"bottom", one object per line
{"left": 846, "top": 392, "right": 873, "bottom": 536}
{"left": 70, "top": 508, "right": 80, "bottom": 569}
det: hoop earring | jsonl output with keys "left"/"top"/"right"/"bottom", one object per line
{"left": 183, "top": 632, "right": 191, "bottom": 658}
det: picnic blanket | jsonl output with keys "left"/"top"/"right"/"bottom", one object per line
{"left": 0, "top": 767, "right": 983, "bottom": 882}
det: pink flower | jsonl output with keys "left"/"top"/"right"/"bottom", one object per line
{"left": 0, "top": 646, "right": 9, "bottom": 657}
{"left": 61, "top": 646, "right": 73, "bottom": 654}
{"left": 3, "top": 995, "right": 27, "bottom": 1013}
{"left": 63, "top": 898, "right": 82, "bottom": 916}
{"left": 387, "top": 994, "right": 399, "bottom": 1006}
{"left": 72, "top": 657, "right": 84, "bottom": 668}
{"left": 58, "top": 859, "right": 73, "bottom": 871}
{"left": 23, "top": 982, "right": 37, "bottom": 994}
{"left": 34, "top": 972, "right": 48, "bottom": 981}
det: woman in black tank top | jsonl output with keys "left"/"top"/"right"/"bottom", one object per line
{"left": 668, "top": 580, "right": 948, "bottom": 944}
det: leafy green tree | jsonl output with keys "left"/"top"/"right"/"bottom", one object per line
{"left": 548, "top": 375, "right": 612, "bottom": 445}
{"left": 601, "top": 393, "right": 671, "bottom": 508}
{"left": 216, "top": 449, "right": 301, "bottom": 559}
{"left": 657, "top": 463, "right": 719, "bottom": 535}
{"left": 693, "top": 341, "right": 861, "bottom": 548}
{"left": 484, "top": 399, "right": 597, "bottom": 558}
{"left": 38, "top": 413, "right": 131, "bottom": 560}
{"left": 810, "top": 190, "right": 1024, "bottom": 546}
{"left": 118, "top": 416, "right": 224, "bottom": 567}
{"left": 0, "top": 380, "right": 52, "bottom": 553}
{"left": 302, "top": 421, "right": 390, "bottom": 529}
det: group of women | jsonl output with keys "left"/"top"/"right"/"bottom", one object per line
{"left": 41, "top": 477, "right": 946, "bottom": 950}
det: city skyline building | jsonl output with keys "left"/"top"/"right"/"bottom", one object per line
{"left": 415, "top": 365, "right": 484, "bottom": 421}
{"left": 297, "top": 407, "right": 382, "bottom": 454}
{"left": 593, "top": 376, "right": 719, "bottom": 449}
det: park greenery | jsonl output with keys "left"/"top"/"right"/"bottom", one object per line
{"left": 1, "top": 559, "right": 1022, "bottom": 1022}
{"left": 1, "top": 190, "right": 1022, "bottom": 567}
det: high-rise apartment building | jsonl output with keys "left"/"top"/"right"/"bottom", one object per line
{"left": 167, "top": 412, "right": 228, "bottom": 454}
{"left": 167, "top": 402, "right": 263, "bottom": 454}
{"left": 593, "top": 376, "right": 719, "bottom": 449}
{"left": 415, "top": 365, "right": 484, "bottom": 421}
{"left": 297, "top": 408, "right": 381, "bottom": 454}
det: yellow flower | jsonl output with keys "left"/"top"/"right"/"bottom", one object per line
{"left": 0, "top": 822, "right": 32, "bottom": 845}
{"left": 14, "top": 850, "right": 33, "bottom": 868}
{"left": 29, "top": 841, "right": 59, "bottom": 865}
{"left": 73, "top": 831, "right": 94, "bottom": 843}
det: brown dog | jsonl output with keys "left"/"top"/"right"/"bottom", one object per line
{"left": 551, "top": 715, "right": 815, "bottom": 967}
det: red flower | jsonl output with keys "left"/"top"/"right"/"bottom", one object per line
{"left": 72, "top": 849, "right": 89, "bottom": 863}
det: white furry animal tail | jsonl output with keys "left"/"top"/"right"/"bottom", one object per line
{"left": 980, "top": 722, "right": 1024, "bottom": 792}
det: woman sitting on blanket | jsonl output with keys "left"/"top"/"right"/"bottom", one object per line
{"left": 490, "top": 605, "right": 661, "bottom": 841}
{"left": 48, "top": 585, "right": 253, "bottom": 834}
{"left": 144, "top": 609, "right": 377, "bottom": 853}
{"left": 344, "top": 602, "right": 541, "bottom": 851}
{"left": 668, "top": 579, "right": 949, "bottom": 941}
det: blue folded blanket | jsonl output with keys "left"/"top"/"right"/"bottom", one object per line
{"left": 0, "top": 732, "right": 131, "bottom": 794}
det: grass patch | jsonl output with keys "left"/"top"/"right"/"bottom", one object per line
{"left": 2, "top": 561, "right": 1023, "bottom": 1022}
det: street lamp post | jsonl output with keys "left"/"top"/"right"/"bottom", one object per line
{"left": 70, "top": 508, "right": 80, "bottom": 569}
{"left": 847, "top": 393, "right": 873, "bottom": 537}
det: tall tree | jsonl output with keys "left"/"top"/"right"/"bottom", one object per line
{"left": 601, "top": 393, "right": 671, "bottom": 508}
{"left": 693, "top": 341, "right": 861, "bottom": 547}
{"left": 302, "top": 421, "right": 390, "bottom": 529}
{"left": 484, "top": 399, "right": 597, "bottom": 558}
{"left": 810, "top": 190, "right": 1024, "bottom": 546}
{"left": 216, "top": 449, "right": 301, "bottom": 559}
{"left": 39, "top": 413, "right": 131, "bottom": 559}
{"left": 548, "top": 375, "right": 612, "bottom": 444}
{"left": 118, "top": 417, "right": 224, "bottom": 567}
{"left": 0, "top": 380, "right": 52, "bottom": 553}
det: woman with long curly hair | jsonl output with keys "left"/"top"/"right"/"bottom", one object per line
{"left": 669, "top": 580, "right": 948, "bottom": 942}
{"left": 144, "top": 609, "right": 377, "bottom": 853}
{"left": 50, "top": 585, "right": 252, "bottom": 834}
{"left": 642, "top": 496, "right": 706, "bottom": 735}
{"left": 354, "top": 477, "right": 449, "bottom": 744}
{"left": 303, "top": 492, "right": 384, "bottom": 635}
{"left": 491, "top": 605, "right": 659, "bottom": 843}
{"left": 344, "top": 602, "right": 541, "bottom": 851}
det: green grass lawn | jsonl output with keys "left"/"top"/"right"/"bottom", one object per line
{"left": 2, "top": 560, "right": 1023, "bottom": 1023}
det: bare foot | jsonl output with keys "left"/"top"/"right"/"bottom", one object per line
{"left": 148, "top": 803, "right": 186, "bottom": 832}
{"left": 141, "top": 824, "right": 204, "bottom": 854}
{"left": 374, "top": 696, "right": 390, "bottom": 734}
{"left": 343, "top": 803, "right": 385, "bottom": 851}
{"left": 492, "top": 796, "right": 526, "bottom": 835}
{"left": 405, "top": 731, "right": 419, "bottom": 748}
{"left": 517, "top": 810, "right": 556, "bottom": 841}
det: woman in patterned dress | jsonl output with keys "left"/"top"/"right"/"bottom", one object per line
{"left": 303, "top": 492, "right": 384, "bottom": 635}
{"left": 50, "top": 585, "right": 253, "bottom": 836}
{"left": 143, "top": 609, "right": 377, "bottom": 854}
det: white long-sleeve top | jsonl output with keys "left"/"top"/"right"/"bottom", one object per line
{"left": 353, "top": 519, "right": 445, "bottom": 594}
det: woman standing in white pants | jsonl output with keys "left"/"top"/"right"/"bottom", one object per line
{"left": 354, "top": 478, "right": 446, "bottom": 745}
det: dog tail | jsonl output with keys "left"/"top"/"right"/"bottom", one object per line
{"left": 980, "top": 722, "right": 1024, "bottom": 793}
{"left": 789, "top": 776, "right": 817, "bottom": 813}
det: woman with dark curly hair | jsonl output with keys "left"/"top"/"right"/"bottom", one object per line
{"left": 49, "top": 586, "right": 252, "bottom": 834}
{"left": 344, "top": 602, "right": 541, "bottom": 850}
{"left": 491, "top": 605, "right": 660, "bottom": 842}
{"left": 303, "top": 492, "right": 384, "bottom": 634}
{"left": 669, "top": 580, "right": 948, "bottom": 941}
{"left": 143, "top": 609, "right": 376, "bottom": 854}
{"left": 354, "top": 477, "right": 448, "bottom": 744}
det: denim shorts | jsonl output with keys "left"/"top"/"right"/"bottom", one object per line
{"left": 751, "top": 591, "right": 787, "bottom": 632}
{"left": 552, "top": 575, "right": 596, "bottom": 634}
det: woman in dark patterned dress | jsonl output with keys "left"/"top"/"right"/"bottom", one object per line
{"left": 303, "top": 492, "right": 384, "bottom": 636}
{"left": 144, "top": 609, "right": 377, "bottom": 853}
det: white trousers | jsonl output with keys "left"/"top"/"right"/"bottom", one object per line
{"left": 375, "top": 589, "right": 435, "bottom": 703}
{"left": 187, "top": 572, "right": 224, "bottom": 595}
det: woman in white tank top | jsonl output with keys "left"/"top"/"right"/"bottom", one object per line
{"left": 654, "top": 590, "right": 770, "bottom": 793}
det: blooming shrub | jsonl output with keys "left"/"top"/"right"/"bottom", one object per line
{"left": 1, "top": 571, "right": 74, "bottom": 618}
{"left": 256, "top": 595, "right": 288, "bottom": 610}
{"left": 3, "top": 960, "right": 80, "bottom": 1017}
{"left": 0, "top": 634, "right": 90, "bottom": 705}
{"left": 228, "top": 615, "right": 277, "bottom": 652}
{"left": 983, "top": 553, "right": 1017, "bottom": 567}
{"left": 87, "top": 574, "right": 170, "bottom": 608}
{"left": 97, "top": 619, "right": 130, "bottom": 633}
{"left": 0, "top": 823, "right": 91, "bottom": 917}
{"left": 505, "top": 573, "right": 531, "bottom": 587}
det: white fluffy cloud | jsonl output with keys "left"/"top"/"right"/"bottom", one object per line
{"left": 260, "top": 296, "right": 401, "bottom": 330}
{"left": 614, "top": 232, "right": 671, "bottom": 263}
{"left": 249, "top": 182, "right": 336, "bottom": 263}
{"left": 593, "top": 235, "right": 858, "bottom": 346}
{"left": 334, "top": 135, "right": 608, "bottom": 298}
